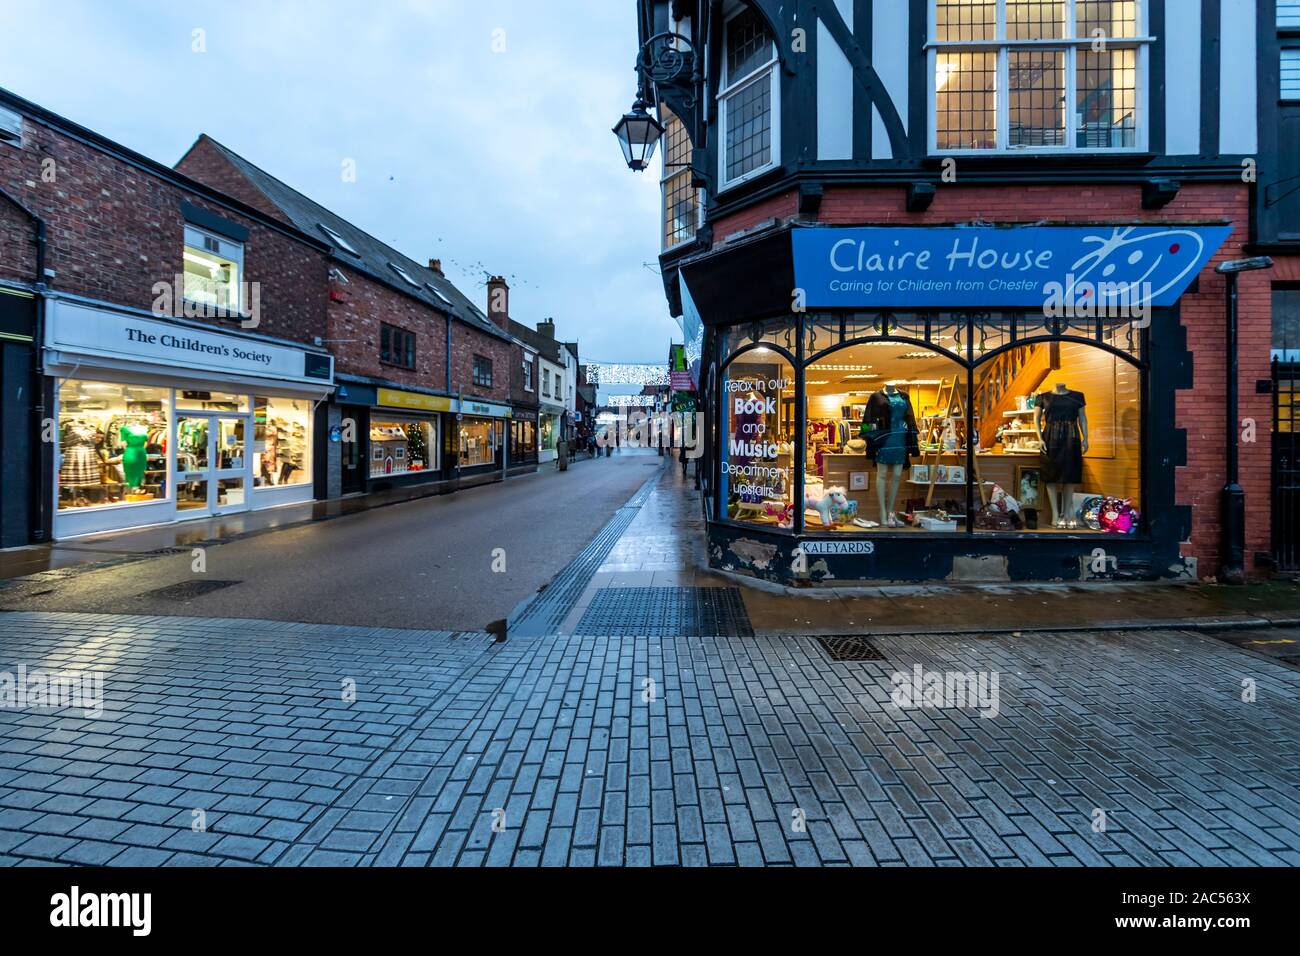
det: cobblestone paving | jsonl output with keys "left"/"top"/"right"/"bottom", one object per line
{"left": 2, "top": 610, "right": 1299, "bottom": 866}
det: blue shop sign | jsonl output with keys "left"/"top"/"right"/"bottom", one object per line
{"left": 792, "top": 224, "right": 1233, "bottom": 310}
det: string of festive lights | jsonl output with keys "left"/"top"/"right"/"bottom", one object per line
{"left": 584, "top": 363, "right": 671, "bottom": 387}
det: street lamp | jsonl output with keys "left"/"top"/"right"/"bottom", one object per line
{"left": 612, "top": 97, "right": 664, "bottom": 172}
{"left": 1214, "top": 255, "right": 1274, "bottom": 583}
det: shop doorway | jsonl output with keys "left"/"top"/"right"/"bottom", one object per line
{"left": 1273, "top": 360, "right": 1300, "bottom": 571}
{"left": 339, "top": 405, "right": 367, "bottom": 495}
{"left": 175, "top": 413, "right": 250, "bottom": 518}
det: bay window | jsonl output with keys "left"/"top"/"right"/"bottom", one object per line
{"left": 932, "top": 0, "right": 1146, "bottom": 153}
{"left": 719, "top": 5, "right": 779, "bottom": 189}
{"left": 660, "top": 107, "right": 700, "bottom": 249}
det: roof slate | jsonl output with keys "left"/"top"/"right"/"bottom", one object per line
{"left": 197, "top": 136, "right": 507, "bottom": 341}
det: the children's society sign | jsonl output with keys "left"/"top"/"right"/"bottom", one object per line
{"left": 791, "top": 224, "right": 1232, "bottom": 310}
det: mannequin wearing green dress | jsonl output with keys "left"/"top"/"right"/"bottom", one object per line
{"left": 119, "top": 423, "right": 149, "bottom": 489}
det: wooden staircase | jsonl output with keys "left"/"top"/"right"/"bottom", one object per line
{"left": 975, "top": 343, "right": 1059, "bottom": 449}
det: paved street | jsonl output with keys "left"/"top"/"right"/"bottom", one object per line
{"left": 0, "top": 453, "right": 661, "bottom": 632}
{"left": 1, "top": 466, "right": 1299, "bottom": 867}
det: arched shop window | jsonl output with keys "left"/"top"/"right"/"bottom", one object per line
{"left": 972, "top": 340, "right": 1142, "bottom": 533}
{"left": 721, "top": 348, "right": 796, "bottom": 527}
{"left": 718, "top": 311, "right": 1146, "bottom": 536}
{"left": 805, "top": 342, "right": 968, "bottom": 533}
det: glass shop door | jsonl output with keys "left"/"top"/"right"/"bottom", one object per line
{"left": 174, "top": 414, "right": 251, "bottom": 518}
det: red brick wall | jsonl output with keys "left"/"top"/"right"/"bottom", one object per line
{"left": 326, "top": 263, "right": 511, "bottom": 403}
{"left": 713, "top": 181, "right": 1269, "bottom": 579}
{"left": 0, "top": 114, "right": 328, "bottom": 346}
{"left": 177, "top": 130, "right": 519, "bottom": 405}
{"left": 451, "top": 324, "right": 513, "bottom": 406}
{"left": 326, "top": 264, "right": 449, "bottom": 388}
{"left": 175, "top": 136, "right": 292, "bottom": 224}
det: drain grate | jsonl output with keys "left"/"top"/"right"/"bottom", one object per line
{"left": 140, "top": 579, "right": 241, "bottom": 601}
{"left": 575, "top": 587, "right": 753, "bottom": 637}
{"left": 815, "top": 634, "right": 886, "bottom": 662}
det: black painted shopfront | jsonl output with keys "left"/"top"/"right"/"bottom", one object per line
{"left": 683, "top": 223, "right": 1227, "bottom": 584}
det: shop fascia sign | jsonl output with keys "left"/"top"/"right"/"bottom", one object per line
{"left": 459, "top": 399, "right": 511, "bottom": 419}
{"left": 375, "top": 390, "right": 510, "bottom": 418}
{"left": 792, "top": 224, "right": 1233, "bottom": 310}
{"left": 377, "top": 388, "right": 453, "bottom": 413}
{"left": 46, "top": 300, "right": 333, "bottom": 385}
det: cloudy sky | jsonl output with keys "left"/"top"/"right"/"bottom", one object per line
{"left": 2, "top": 0, "right": 677, "bottom": 366}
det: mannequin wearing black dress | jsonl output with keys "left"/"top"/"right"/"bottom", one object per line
{"left": 1035, "top": 384, "right": 1090, "bottom": 529}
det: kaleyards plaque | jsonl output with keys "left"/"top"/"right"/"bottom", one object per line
{"left": 792, "top": 224, "right": 1232, "bottom": 310}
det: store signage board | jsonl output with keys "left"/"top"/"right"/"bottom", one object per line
{"left": 801, "top": 540, "right": 876, "bottom": 555}
{"left": 377, "top": 388, "right": 453, "bottom": 413}
{"left": 47, "top": 301, "right": 333, "bottom": 385}
{"left": 792, "top": 224, "right": 1233, "bottom": 309}
{"left": 458, "top": 399, "right": 512, "bottom": 419}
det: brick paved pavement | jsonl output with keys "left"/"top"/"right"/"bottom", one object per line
{"left": 2, "top": 608, "right": 1299, "bottom": 866}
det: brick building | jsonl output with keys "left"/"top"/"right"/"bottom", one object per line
{"left": 629, "top": 0, "right": 1270, "bottom": 584}
{"left": 0, "top": 87, "right": 336, "bottom": 543}
{"left": 487, "top": 275, "right": 540, "bottom": 475}
{"left": 177, "top": 136, "right": 519, "bottom": 496}
{"left": 0, "top": 86, "right": 551, "bottom": 544}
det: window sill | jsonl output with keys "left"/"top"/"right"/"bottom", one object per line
{"left": 379, "top": 360, "right": 418, "bottom": 372}
{"left": 179, "top": 299, "right": 249, "bottom": 323}
{"left": 717, "top": 161, "right": 781, "bottom": 196}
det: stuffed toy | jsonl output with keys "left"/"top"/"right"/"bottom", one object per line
{"left": 805, "top": 486, "right": 849, "bottom": 528}
{"left": 763, "top": 500, "right": 795, "bottom": 529}
{"left": 1098, "top": 497, "right": 1138, "bottom": 534}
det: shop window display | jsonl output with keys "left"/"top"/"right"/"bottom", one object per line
{"left": 722, "top": 351, "right": 796, "bottom": 527}
{"left": 254, "top": 397, "right": 311, "bottom": 487}
{"left": 58, "top": 380, "right": 169, "bottom": 510}
{"left": 370, "top": 418, "right": 434, "bottom": 477}
{"left": 973, "top": 341, "right": 1141, "bottom": 533}
{"left": 540, "top": 415, "right": 558, "bottom": 452}
{"left": 805, "top": 344, "right": 967, "bottom": 532}
{"left": 459, "top": 419, "right": 498, "bottom": 467}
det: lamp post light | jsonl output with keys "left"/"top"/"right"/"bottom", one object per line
{"left": 1214, "top": 255, "right": 1274, "bottom": 584}
{"left": 612, "top": 97, "right": 664, "bottom": 172}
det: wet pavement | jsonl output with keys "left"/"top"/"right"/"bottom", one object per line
{"left": 0, "top": 453, "right": 658, "bottom": 633}
{"left": 562, "top": 465, "right": 1300, "bottom": 639}
{"left": 3, "top": 457, "right": 1300, "bottom": 867}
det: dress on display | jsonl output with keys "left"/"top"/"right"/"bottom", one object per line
{"left": 1037, "top": 389, "right": 1086, "bottom": 484}
{"left": 120, "top": 424, "right": 149, "bottom": 488}
{"left": 60, "top": 422, "right": 102, "bottom": 487}
{"left": 861, "top": 389, "right": 919, "bottom": 467}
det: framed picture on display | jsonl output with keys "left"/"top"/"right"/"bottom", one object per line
{"left": 1016, "top": 464, "right": 1042, "bottom": 508}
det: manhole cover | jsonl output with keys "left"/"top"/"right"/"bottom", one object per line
{"left": 140, "top": 580, "right": 241, "bottom": 601}
{"left": 575, "top": 587, "right": 753, "bottom": 637}
{"left": 815, "top": 635, "right": 885, "bottom": 661}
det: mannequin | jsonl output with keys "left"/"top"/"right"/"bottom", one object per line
{"left": 862, "top": 384, "right": 918, "bottom": 528}
{"left": 119, "top": 423, "right": 149, "bottom": 489}
{"left": 1035, "top": 383, "right": 1089, "bottom": 529}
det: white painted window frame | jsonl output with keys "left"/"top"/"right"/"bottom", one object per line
{"left": 927, "top": 0, "right": 1151, "bottom": 156}
{"left": 717, "top": 5, "right": 781, "bottom": 192}
{"left": 182, "top": 224, "right": 244, "bottom": 315}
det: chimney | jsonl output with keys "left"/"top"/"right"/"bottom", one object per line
{"left": 487, "top": 275, "right": 510, "bottom": 330}
{"left": 537, "top": 318, "right": 556, "bottom": 339}
{"left": 428, "top": 258, "right": 444, "bottom": 276}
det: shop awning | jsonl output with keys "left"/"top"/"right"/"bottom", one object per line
{"left": 678, "top": 227, "right": 794, "bottom": 325}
